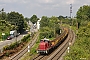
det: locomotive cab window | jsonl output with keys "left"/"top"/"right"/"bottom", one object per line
{"left": 40, "top": 40, "right": 44, "bottom": 42}
{"left": 44, "top": 40, "right": 49, "bottom": 42}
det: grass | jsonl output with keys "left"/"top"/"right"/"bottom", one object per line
{"left": 20, "top": 33, "right": 40, "bottom": 60}
{"left": 20, "top": 42, "right": 39, "bottom": 60}
{"left": 0, "top": 26, "right": 10, "bottom": 41}
{"left": 49, "top": 37, "right": 55, "bottom": 40}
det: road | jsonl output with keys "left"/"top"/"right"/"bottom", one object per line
{"left": 0, "top": 20, "right": 37, "bottom": 53}
{"left": 0, "top": 32, "right": 28, "bottom": 52}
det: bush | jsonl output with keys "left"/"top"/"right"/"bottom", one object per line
{"left": 5, "top": 52, "right": 10, "bottom": 57}
{"left": 21, "top": 34, "right": 30, "bottom": 42}
{"left": 64, "top": 25, "right": 90, "bottom": 60}
{"left": 3, "top": 42, "right": 19, "bottom": 51}
{"left": 3, "top": 45, "right": 9, "bottom": 51}
{"left": 3, "top": 34, "right": 30, "bottom": 51}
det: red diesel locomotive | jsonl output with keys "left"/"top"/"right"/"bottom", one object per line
{"left": 37, "top": 28, "right": 68, "bottom": 54}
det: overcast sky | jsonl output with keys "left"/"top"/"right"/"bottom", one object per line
{"left": 0, "top": 0, "right": 90, "bottom": 18}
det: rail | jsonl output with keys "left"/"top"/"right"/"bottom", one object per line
{"left": 32, "top": 28, "right": 75, "bottom": 60}
{"left": 47, "top": 29, "right": 75, "bottom": 60}
{"left": 10, "top": 32, "right": 39, "bottom": 60}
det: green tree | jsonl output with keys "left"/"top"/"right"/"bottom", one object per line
{"left": 76, "top": 5, "right": 90, "bottom": 27}
{"left": 40, "top": 16, "right": 60, "bottom": 39}
{"left": 57, "top": 15, "right": 65, "bottom": 20}
{"left": 0, "top": 12, "right": 7, "bottom": 20}
{"left": 50, "top": 16, "right": 60, "bottom": 36}
{"left": 39, "top": 16, "right": 50, "bottom": 39}
{"left": 25, "top": 17, "right": 30, "bottom": 22}
{"left": 87, "top": 7, "right": 90, "bottom": 19}
{"left": 0, "top": 8, "right": 7, "bottom": 20}
{"left": 40, "top": 16, "right": 49, "bottom": 28}
{"left": 30, "top": 15, "right": 39, "bottom": 24}
{"left": 7, "top": 11, "right": 26, "bottom": 33}
{"left": 76, "top": 5, "right": 90, "bottom": 20}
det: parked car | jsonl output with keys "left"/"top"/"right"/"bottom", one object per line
{"left": 7, "top": 36, "right": 12, "bottom": 40}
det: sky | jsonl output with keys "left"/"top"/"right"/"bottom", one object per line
{"left": 0, "top": 0, "right": 90, "bottom": 18}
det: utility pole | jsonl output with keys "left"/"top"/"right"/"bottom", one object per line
{"left": 12, "top": 17, "right": 17, "bottom": 43}
{"left": 15, "top": 22, "right": 17, "bottom": 43}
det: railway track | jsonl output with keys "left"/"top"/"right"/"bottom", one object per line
{"left": 31, "top": 28, "right": 75, "bottom": 60}
{"left": 9, "top": 32, "right": 39, "bottom": 60}
{"left": 47, "top": 29, "right": 75, "bottom": 60}
{"left": 32, "top": 54, "right": 45, "bottom": 60}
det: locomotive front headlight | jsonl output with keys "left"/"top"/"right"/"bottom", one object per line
{"left": 37, "top": 51, "right": 38, "bottom": 53}
{"left": 46, "top": 50, "right": 47, "bottom": 53}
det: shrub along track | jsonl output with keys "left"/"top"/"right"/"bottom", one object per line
{"left": 31, "top": 28, "right": 75, "bottom": 60}
{"left": 7, "top": 32, "right": 39, "bottom": 60}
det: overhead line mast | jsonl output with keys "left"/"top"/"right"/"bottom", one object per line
{"left": 70, "top": 4, "right": 72, "bottom": 18}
